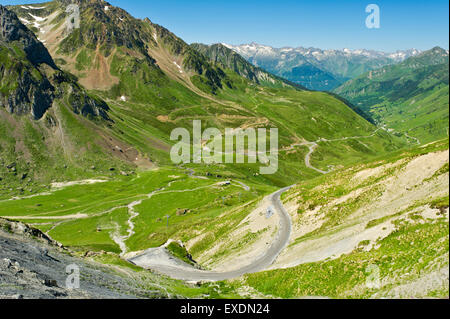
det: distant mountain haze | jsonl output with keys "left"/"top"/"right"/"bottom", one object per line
{"left": 225, "top": 43, "right": 421, "bottom": 91}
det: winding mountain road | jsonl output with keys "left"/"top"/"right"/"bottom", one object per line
{"left": 304, "top": 142, "right": 330, "bottom": 174}
{"left": 130, "top": 129, "right": 384, "bottom": 280}
{"left": 285, "top": 128, "right": 383, "bottom": 174}
{"left": 128, "top": 186, "right": 293, "bottom": 281}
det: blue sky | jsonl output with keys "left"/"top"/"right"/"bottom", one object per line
{"left": 2, "top": 0, "right": 448, "bottom": 51}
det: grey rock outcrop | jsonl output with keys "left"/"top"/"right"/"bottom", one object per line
{"left": 0, "top": 5, "right": 56, "bottom": 67}
{"left": 0, "top": 5, "right": 109, "bottom": 120}
{"left": 0, "top": 218, "right": 168, "bottom": 299}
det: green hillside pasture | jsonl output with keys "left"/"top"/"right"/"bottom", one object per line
{"left": 0, "top": 167, "right": 271, "bottom": 254}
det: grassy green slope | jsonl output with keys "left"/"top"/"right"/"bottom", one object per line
{"left": 334, "top": 47, "right": 449, "bottom": 143}
{"left": 4, "top": 0, "right": 408, "bottom": 191}
{"left": 236, "top": 139, "right": 449, "bottom": 298}
{"left": 0, "top": 166, "right": 274, "bottom": 255}
{"left": 94, "top": 72, "right": 405, "bottom": 187}
{"left": 0, "top": 4, "right": 137, "bottom": 199}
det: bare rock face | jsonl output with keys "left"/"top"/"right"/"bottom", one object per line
{"left": 0, "top": 218, "right": 62, "bottom": 247}
{"left": 0, "top": 218, "right": 167, "bottom": 299}
{"left": 0, "top": 68, "right": 54, "bottom": 119}
{"left": 0, "top": 5, "right": 55, "bottom": 119}
{"left": 0, "top": 5, "right": 109, "bottom": 120}
{"left": 0, "top": 5, "right": 56, "bottom": 67}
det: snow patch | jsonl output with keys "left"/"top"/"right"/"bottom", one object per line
{"left": 173, "top": 61, "right": 183, "bottom": 74}
{"left": 28, "top": 13, "right": 45, "bottom": 22}
{"left": 51, "top": 179, "right": 107, "bottom": 190}
{"left": 229, "top": 43, "right": 421, "bottom": 64}
{"left": 21, "top": 5, "right": 46, "bottom": 10}
{"left": 19, "top": 18, "right": 30, "bottom": 24}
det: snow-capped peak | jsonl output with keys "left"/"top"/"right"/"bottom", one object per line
{"left": 223, "top": 43, "right": 421, "bottom": 62}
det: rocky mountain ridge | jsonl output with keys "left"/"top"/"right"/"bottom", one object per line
{"left": 0, "top": 4, "right": 109, "bottom": 120}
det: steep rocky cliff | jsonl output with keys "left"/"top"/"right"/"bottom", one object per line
{"left": 0, "top": 5, "right": 108, "bottom": 120}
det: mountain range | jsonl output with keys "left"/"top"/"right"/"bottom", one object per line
{"left": 224, "top": 42, "right": 421, "bottom": 90}
{"left": 191, "top": 43, "right": 305, "bottom": 89}
{"left": 0, "top": 0, "right": 404, "bottom": 194}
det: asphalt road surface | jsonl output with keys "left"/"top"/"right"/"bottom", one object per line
{"left": 128, "top": 186, "right": 292, "bottom": 281}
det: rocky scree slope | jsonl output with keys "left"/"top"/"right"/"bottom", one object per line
{"left": 0, "top": 217, "right": 170, "bottom": 299}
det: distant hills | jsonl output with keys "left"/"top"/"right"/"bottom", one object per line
{"left": 334, "top": 47, "right": 449, "bottom": 143}
{"left": 224, "top": 43, "right": 421, "bottom": 91}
